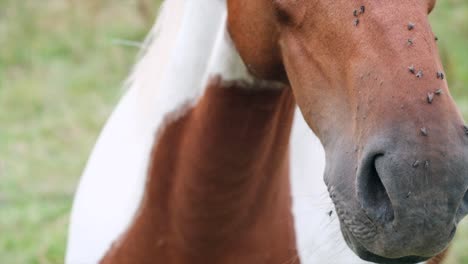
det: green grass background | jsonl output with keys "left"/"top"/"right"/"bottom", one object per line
{"left": 0, "top": 0, "right": 467, "bottom": 263}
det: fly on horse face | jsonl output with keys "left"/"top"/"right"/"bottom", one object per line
{"left": 66, "top": 0, "right": 468, "bottom": 263}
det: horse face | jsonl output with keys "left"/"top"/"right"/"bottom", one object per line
{"left": 228, "top": 0, "right": 468, "bottom": 262}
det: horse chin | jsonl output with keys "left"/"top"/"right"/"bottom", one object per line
{"left": 339, "top": 224, "right": 430, "bottom": 264}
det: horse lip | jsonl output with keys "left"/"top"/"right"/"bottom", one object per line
{"left": 339, "top": 222, "right": 430, "bottom": 264}
{"left": 356, "top": 250, "right": 429, "bottom": 264}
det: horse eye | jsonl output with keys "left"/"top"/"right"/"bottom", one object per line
{"left": 273, "top": 0, "right": 293, "bottom": 23}
{"left": 272, "top": 0, "right": 305, "bottom": 26}
{"left": 274, "top": 7, "right": 292, "bottom": 24}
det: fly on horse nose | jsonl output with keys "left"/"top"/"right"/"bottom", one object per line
{"left": 66, "top": 1, "right": 467, "bottom": 263}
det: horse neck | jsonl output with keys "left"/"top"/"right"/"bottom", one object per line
{"left": 100, "top": 2, "right": 298, "bottom": 263}
{"left": 101, "top": 80, "right": 298, "bottom": 264}
{"left": 152, "top": 77, "right": 296, "bottom": 250}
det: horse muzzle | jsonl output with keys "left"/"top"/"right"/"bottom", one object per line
{"left": 351, "top": 138, "right": 468, "bottom": 261}
{"left": 326, "top": 131, "right": 468, "bottom": 262}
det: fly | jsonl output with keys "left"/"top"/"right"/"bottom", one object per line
{"left": 416, "top": 70, "right": 423, "bottom": 78}
{"left": 354, "top": 18, "right": 360, "bottom": 26}
{"left": 427, "top": 92, "right": 434, "bottom": 104}
{"left": 420, "top": 127, "right": 428, "bottom": 136}
{"left": 437, "top": 71, "right": 445, "bottom": 80}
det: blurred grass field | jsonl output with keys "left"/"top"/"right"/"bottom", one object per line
{"left": 0, "top": 0, "right": 467, "bottom": 263}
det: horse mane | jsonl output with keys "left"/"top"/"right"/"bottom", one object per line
{"left": 127, "top": 0, "right": 227, "bottom": 122}
{"left": 66, "top": 1, "right": 230, "bottom": 263}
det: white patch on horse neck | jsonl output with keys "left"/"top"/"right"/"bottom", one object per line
{"left": 290, "top": 111, "right": 373, "bottom": 264}
{"left": 66, "top": 0, "right": 283, "bottom": 262}
{"left": 203, "top": 13, "right": 247, "bottom": 83}
{"left": 202, "top": 14, "right": 286, "bottom": 90}
{"left": 66, "top": 1, "right": 227, "bottom": 263}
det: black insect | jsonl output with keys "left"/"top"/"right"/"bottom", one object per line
{"left": 408, "top": 22, "right": 415, "bottom": 30}
{"left": 354, "top": 18, "right": 360, "bottom": 26}
{"left": 435, "top": 36, "right": 439, "bottom": 41}
{"left": 328, "top": 210, "right": 333, "bottom": 217}
{"left": 416, "top": 70, "right": 423, "bottom": 78}
{"left": 407, "top": 39, "right": 414, "bottom": 46}
{"left": 353, "top": 9, "right": 359, "bottom": 17}
{"left": 360, "top": 5, "right": 365, "bottom": 14}
{"left": 420, "top": 127, "right": 428, "bottom": 136}
{"left": 408, "top": 65, "right": 416, "bottom": 74}
{"left": 412, "top": 160, "right": 420, "bottom": 168}
{"left": 437, "top": 71, "right": 445, "bottom": 80}
{"left": 435, "top": 89, "right": 443, "bottom": 95}
{"left": 427, "top": 92, "right": 434, "bottom": 104}
{"left": 425, "top": 160, "right": 430, "bottom": 169}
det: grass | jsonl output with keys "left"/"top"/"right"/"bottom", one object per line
{"left": 0, "top": 0, "right": 467, "bottom": 263}
{"left": 0, "top": 0, "right": 160, "bottom": 263}
{"left": 430, "top": 2, "right": 468, "bottom": 261}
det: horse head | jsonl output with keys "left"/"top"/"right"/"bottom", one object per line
{"left": 228, "top": 0, "right": 468, "bottom": 262}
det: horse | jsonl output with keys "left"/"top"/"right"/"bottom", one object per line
{"left": 66, "top": 0, "right": 468, "bottom": 263}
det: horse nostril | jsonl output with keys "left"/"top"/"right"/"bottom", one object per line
{"left": 357, "top": 154, "right": 395, "bottom": 224}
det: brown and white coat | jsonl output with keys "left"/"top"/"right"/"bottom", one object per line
{"left": 66, "top": 1, "right": 451, "bottom": 263}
